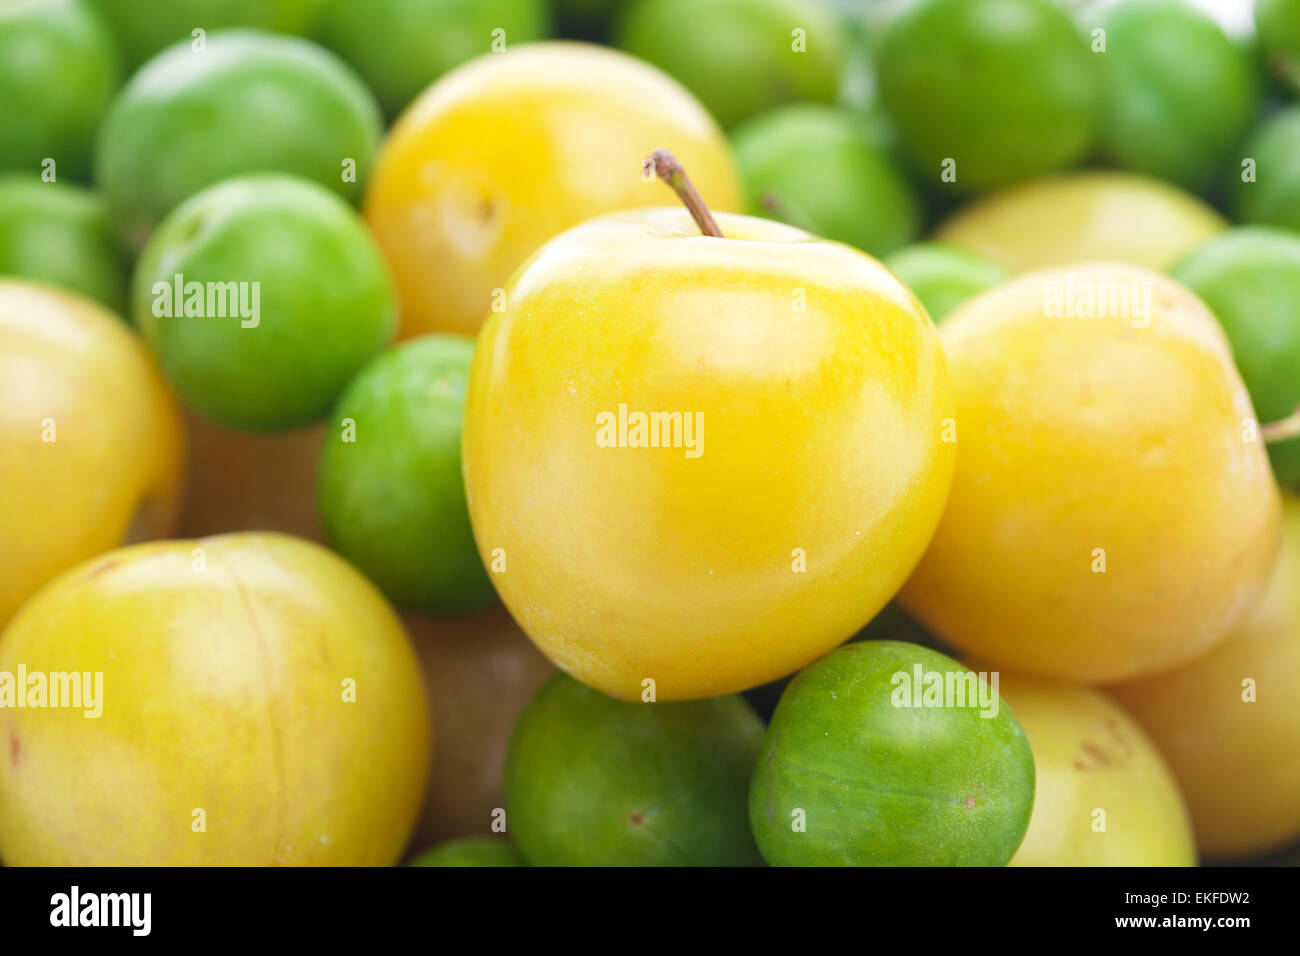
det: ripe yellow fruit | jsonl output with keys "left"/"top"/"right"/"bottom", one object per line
{"left": 1112, "top": 495, "right": 1300, "bottom": 859}
{"left": 0, "top": 534, "right": 431, "bottom": 866}
{"left": 0, "top": 279, "right": 183, "bottom": 628}
{"left": 935, "top": 172, "right": 1227, "bottom": 274}
{"left": 994, "top": 672, "right": 1194, "bottom": 866}
{"left": 364, "top": 42, "right": 742, "bottom": 337}
{"left": 900, "top": 263, "right": 1280, "bottom": 682}
{"left": 463, "top": 208, "right": 955, "bottom": 701}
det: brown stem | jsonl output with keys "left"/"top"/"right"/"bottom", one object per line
{"left": 643, "top": 149, "right": 723, "bottom": 238}
{"left": 1262, "top": 404, "right": 1300, "bottom": 444}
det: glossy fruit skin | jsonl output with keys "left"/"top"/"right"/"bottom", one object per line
{"left": 742, "top": 601, "right": 946, "bottom": 723}
{"left": 0, "top": 0, "right": 120, "bottom": 180}
{"left": 408, "top": 836, "right": 524, "bottom": 867}
{"left": 740, "top": 601, "right": 937, "bottom": 722}
{"left": 0, "top": 280, "right": 183, "bottom": 629}
{"left": 1172, "top": 227, "right": 1300, "bottom": 487}
{"left": 132, "top": 174, "right": 397, "bottom": 431}
{"left": 876, "top": 0, "right": 1097, "bottom": 192}
{"left": 900, "top": 263, "right": 1281, "bottom": 683}
{"left": 883, "top": 242, "right": 1007, "bottom": 323}
{"left": 1094, "top": 0, "right": 1260, "bottom": 192}
{"left": 935, "top": 172, "right": 1227, "bottom": 274}
{"left": 1112, "top": 495, "right": 1300, "bottom": 859}
{"left": 319, "top": 335, "right": 495, "bottom": 615}
{"left": 614, "top": 0, "right": 845, "bottom": 129}
{"left": 88, "top": 0, "right": 322, "bottom": 68}
{"left": 505, "top": 673, "right": 765, "bottom": 866}
{"left": 0, "top": 533, "right": 431, "bottom": 865}
{"left": 730, "top": 104, "right": 920, "bottom": 257}
{"left": 1233, "top": 105, "right": 1300, "bottom": 234}
{"left": 405, "top": 609, "right": 553, "bottom": 847}
{"left": 463, "top": 209, "right": 956, "bottom": 701}
{"left": 750, "top": 641, "right": 1035, "bottom": 866}
{"left": 993, "top": 672, "right": 1194, "bottom": 866}
{"left": 0, "top": 175, "right": 126, "bottom": 312}
{"left": 318, "top": 0, "right": 551, "bottom": 118}
{"left": 363, "top": 42, "right": 742, "bottom": 338}
{"left": 96, "top": 29, "right": 382, "bottom": 249}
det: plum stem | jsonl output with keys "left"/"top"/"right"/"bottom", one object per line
{"left": 1262, "top": 404, "right": 1300, "bottom": 444}
{"left": 643, "top": 149, "right": 723, "bottom": 238}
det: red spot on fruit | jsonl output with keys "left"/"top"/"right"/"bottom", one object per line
{"left": 86, "top": 557, "right": 121, "bottom": 578}
{"left": 964, "top": 796, "right": 977, "bottom": 809}
{"left": 628, "top": 812, "right": 645, "bottom": 827}
{"left": 1080, "top": 741, "right": 1118, "bottom": 768}
{"left": 9, "top": 735, "right": 19, "bottom": 768}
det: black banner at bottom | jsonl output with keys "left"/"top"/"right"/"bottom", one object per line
{"left": 0, "top": 864, "right": 1288, "bottom": 942}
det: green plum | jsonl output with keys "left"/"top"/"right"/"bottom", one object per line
{"left": 615, "top": 0, "right": 846, "bottom": 128}
{"left": 883, "top": 242, "right": 1007, "bottom": 322}
{"left": 876, "top": 0, "right": 1097, "bottom": 192}
{"left": 731, "top": 104, "right": 920, "bottom": 256}
{"left": 95, "top": 29, "right": 382, "bottom": 250}
{"left": 743, "top": 602, "right": 945, "bottom": 723}
{"left": 0, "top": 175, "right": 126, "bottom": 312}
{"left": 836, "top": 18, "right": 875, "bottom": 115}
{"left": 1171, "top": 227, "right": 1300, "bottom": 486}
{"left": 317, "top": 0, "right": 552, "bottom": 119}
{"left": 131, "top": 174, "right": 396, "bottom": 431}
{"left": 318, "top": 335, "right": 496, "bottom": 616}
{"left": 0, "top": 0, "right": 120, "bottom": 180}
{"left": 833, "top": 0, "right": 912, "bottom": 57}
{"left": 1257, "top": 0, "right": 1300, "bottom": 93}
{"left": 1092, "top": 0, "right": 1260, "bottom": 192}
{"left": 1234, "top": 104, "right": 1300, "bottom": 233}
{"left": 505, "top": 673, "right": 765, "bottom": 866}
{"left": 408, "top": 837, "right": 525, "bottom": 867}
{"left": 750, "top": 641, "right": 1035, "bottom": 866}
{"left": 88, "top": 0, "right": 323, "bottom": 69}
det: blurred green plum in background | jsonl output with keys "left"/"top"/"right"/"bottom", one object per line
{"left": 732, "top": 103, "right": 920, "bottom": 256}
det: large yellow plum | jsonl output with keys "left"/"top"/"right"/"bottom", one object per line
{"left": 935, "top": 172, "right": 1227, "bottom": 274}
{"left": 0, "top": 533, "right": 431, "bottom": 866}
{"left": 463, "top": 207, "right": 955, "bottom": 701}
{"left": 900, "top": 263, "right": 1280, "bottom": 683}
{"left": 0, "top": 279, "right": 184, "bottom": 628}
{"left": 1112, "top": 495, "right": 1300, "bottom": 859}
{"left": 363, "top": 42, "right": 742, "bottom": 337}
{"left": 996, "top": 672, "right": 1195, "bottom": 866}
